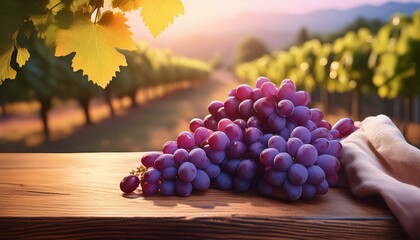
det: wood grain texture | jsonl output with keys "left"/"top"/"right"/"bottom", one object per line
{"left": 0, "top": 153, "right": 408, "bottom": 239}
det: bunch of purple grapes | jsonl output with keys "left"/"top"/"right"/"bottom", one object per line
{"left": 120, "top": 77, "right": 356, "bottom": 201}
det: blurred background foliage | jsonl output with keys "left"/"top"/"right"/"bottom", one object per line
{"left": 0, "top": 2, "right": 419, "bottom": 151}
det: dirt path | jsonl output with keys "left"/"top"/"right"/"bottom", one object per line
{"left": 0, "top": 69, "right": 240, "bottom": 152}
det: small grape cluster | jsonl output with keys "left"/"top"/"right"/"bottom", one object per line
{"left": 120, "top": 77, "right": 356, "bottom": 201}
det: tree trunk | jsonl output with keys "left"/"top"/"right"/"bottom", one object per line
{"left": 351, "top": 89, "right": 359, "bottom": 120}
{"left": 39, "top": 98, "right": 51, "bottom": 141}
{"left": 105, "top": 89, "right": 115, "bottom": 117}
{"left": 320, "top": 86, "right": 329, "bottom": 115}
{"left": 129, "top": 90, "right": 137, "bottom": 108}
{"left": 1, "top": 103, "right": 6, "bottom": 118}
{"left": 78, "top": 96, "right": 92, "bottom": 126}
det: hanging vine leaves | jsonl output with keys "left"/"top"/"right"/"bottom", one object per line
{"left": 0, "top": 0, "right": 186, "bottom": 87}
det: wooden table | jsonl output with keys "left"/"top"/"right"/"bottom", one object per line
{"left": 0, "top": 153, "right": 408, "bottom": 239}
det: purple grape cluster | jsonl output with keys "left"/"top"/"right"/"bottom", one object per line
{"left": 120, "top": 77, "right": 356, "bottom": 201}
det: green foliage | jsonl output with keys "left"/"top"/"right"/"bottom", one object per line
{"left": 235, "top": 11, "right": 420, "bottom": 100}
{"left": 235, "top": 37, "right": 269, "bottom": 65}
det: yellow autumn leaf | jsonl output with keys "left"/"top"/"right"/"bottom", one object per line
{"left": 112, "top": 0, "right": 141, "bottom": 12}
{"left": 55, "top": 11, "right": 136, "bottom": 88}
{"left": 16, "top": 47, "right": 30, "bottom": 67}
{"left": 139, "top": 0, "right": 184, "bottom": 37}
{"left": 0, "top": 46, "right": 17, "bottom": 83}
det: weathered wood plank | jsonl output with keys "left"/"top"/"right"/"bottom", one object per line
{"left": 0, "top": 153, "right": 408, "bottom": 239}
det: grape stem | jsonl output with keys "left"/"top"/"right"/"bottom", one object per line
{"left": 130, "top": 165, "right": 147, "bottom": 177}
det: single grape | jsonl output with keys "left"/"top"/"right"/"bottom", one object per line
{"left": 208, "top": 131, "right": 230, "bottom": 151}
{"left": 286, "top": 137, "right": 304, "bottom": 157}
{"left": 277, "top": 80, "right": 296, "bottom": 100}
{"left": 268, "top": 112, "right": 286, "bottom": 131}
{"left": 216, "top": 107, "right": 228, "bottom": 120}
{"left": 283, "top": 179, "right": 302, "bottom": 201}
{"left": 203, "top": 114, "right": 218, "bottom": 131}
{"left": 141, "top": 182, "right": 159, "bottom": 196}
{"left": 317, "top": 120, "right": 332, "bottom": 130}
{"left": 251, "top": 88, "right": 262, "bottom": 101}
{"left": 192, "top": 170, "right": 211, "bottom": 191}
{"left": 290, "top": 126, "right": 311, "bottom": 144}
{"left": 217, "top": 118, "right": 233, "bottom": 132}
{"left": 310, "top": 127, "right": 329, "bottom": 142}
{"left": 311, "top": 138, "right": 330, "bottom": 155}
{"left": 225, "top": 159, "right": 242, "bottom": 174}
{"left": 233, "top": 119, "right": 247, "bottom": 130}
{"left": 279, "top": 128, "right": 291, "bottom": 140}
{"left": 189, "top": 118, "right": 204, "bottom": 132}
{"left": 208, "top": 100, "right": 224, "bottom": 116}
{"left": 264, "top": 168, "right": 288, "bottom": 186}
{"left": 175, "top": 179, "right": 193, "bottom": 197}
{"left": 177, "top": 131, "right": 195, "bottom": 151}
{"left": 276, "top": 99, "right": 294, "bottom": 117}
{"left": 247, "top": 115, "right": 268, "bottom": 132}
{"left": 236, "top": 84, "right": 253, "bottom": 100}
{"left": 258, "top": 135, "right": 270, "bottom": 148}
{"left": 243, "top": 127, "right": 263, "bottom": 145}
{"left": 226, "top": 140, "right": 247, "bottom": 159}
{"left": 224, "top": 123, "right": 243, "bottom": 141}
{"left": 141, "top": 152, "right": 161, "bottom": 168}
{"left": 173, "top": 148, "right": 189, "bottom": 166}
{"left": 143, "top": 167, "right": 161, "bottom": 184}
{"left": 326, "top": 140, "right": 343, "bottom": 158}
{"left": 120, "top": 175, "right": 140, "bottom": 193}
{"left": 256, "top": 76, "right": 270, "bottom": 88}
{"left": 268, "top": 135, "right": 286, "bottom": 152}
{"left": 332, "top": 117, "right": 356, "bottom": 138}
{"left": 316, "top": 154, "right": 340, "bottom": 174}
{"left": 296, "top": 144, "right": 318, "bottom": 167}
{"left": 302, "top": 120, "right": 317, "bottom": 132}
{"left": 301, "top": 183, "right": 316, "bottom": 199}
{"left": 288, "top": 163, "right": 308, "bottom": 185}
{"left": 237, "top": 159, "right": 258, "bottom": 180}
{"left": 162, "top": 141, "right": 178, "bottom": 154}
{"left": 289, "top": 106, "right": 311, "bottom": 124}
{"left": 228, "top": 88, "right": 237, "bottom": 97}
{"left": 194, "top": 127, "right": 210, "bottom": 147}
{"left": 238, "top": 99, "right": 255, "bottom": 119}
{"left": 160, "top": 180, "right": 175, "bottom": 196}
{"left": 203, "top": 163, "right": 221, "bottom": 178}
{"left": 215, "top": 171, "right": 233, "bottom": 190}
{"left": 259, "top": 148, "right": 280, "bottom": 167}
{"left": 260, "top": 82, "right": 277, "bottom": 99}
{"left": 310, "top": 108, "right": 323, "bottom": 124}
{"left": 178, "top": 162, "right": 197, "bottom": 182}
{"left": 329, "top": 129, "right": 340, "bottom": 139}
{"left": 224, "top": 96, "right": 241, "bottom": 118}
{"left": 204, "top": 145, "right": 226, "bottom": 164}
{"left": 248, "top": 142, "right": 265, "bottom": 159}
{"left": 316, "top": 179, "right": 329, "bottom": 195}
{"left": 233, "top": 177, "right": 252, "bottom": 192}
{"left": 162, "top": 167, "right": 177, "bottom": 180}
{"left": 306, "top": 165, "right": 325, "bottom": 185}
{"left": 291, "top": 91, "right": 310, "bottom": 106}
{"left": 273, "top": 152, "right": 293, "bottom": 171}
{"left": 189, "top": 148, "right": 210, "bottom": 169}
{"left": 154, "top": 154, "right": 175, "bottom": 171}
{"left": 253, "top": 97, "right": 276, "bottom": 118}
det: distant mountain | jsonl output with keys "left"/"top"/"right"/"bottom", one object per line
{"left": 150, "top": 1, "right": 420, "bottom": 64}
